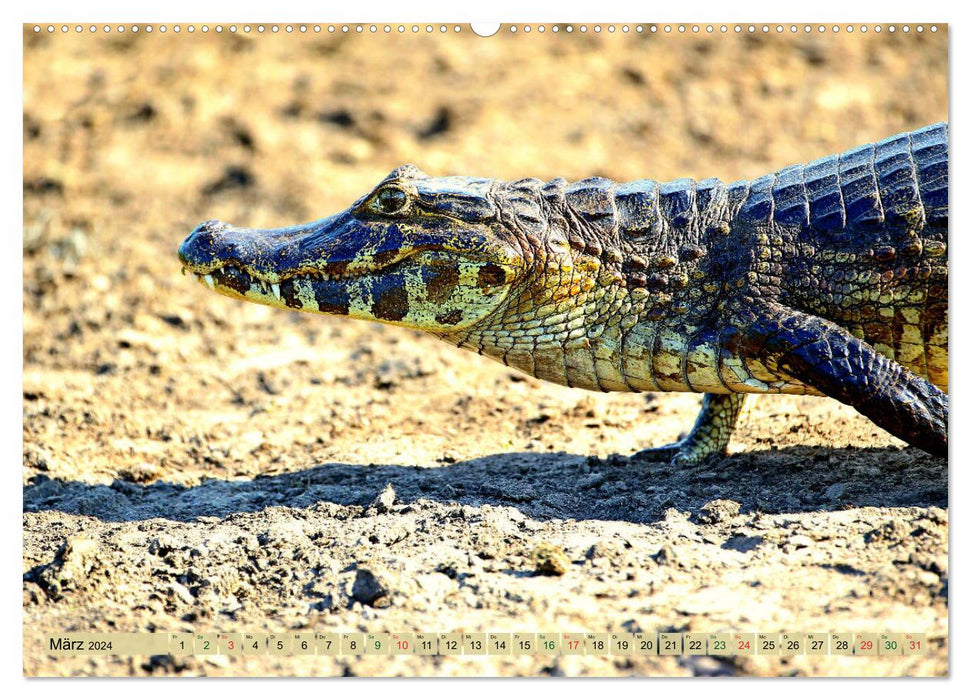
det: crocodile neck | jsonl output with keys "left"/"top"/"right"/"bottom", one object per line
{"left": 439, "top": 173, "right": 803, "bottom": 395}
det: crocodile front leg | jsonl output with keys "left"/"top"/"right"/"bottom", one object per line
{"left": 633, "top": 393, "right": 755, "bottom": 466}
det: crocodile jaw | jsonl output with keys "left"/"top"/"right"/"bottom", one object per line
{"left": 182, "top": 232, "right": 518, "bottom": 331}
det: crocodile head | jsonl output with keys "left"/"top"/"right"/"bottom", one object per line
{"left": 179, "top": 165, "right": 536, "bottom": 334}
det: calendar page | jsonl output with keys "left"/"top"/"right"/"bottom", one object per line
{"left": 22, "top": 13, "right": 948, "bottom": 678}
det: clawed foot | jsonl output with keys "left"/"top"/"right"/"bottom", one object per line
{"left": 631, "top": 442, "right": 723, "bottom": 467}
{"left": 631, "top": 393, "right": 753, "bottom": 467}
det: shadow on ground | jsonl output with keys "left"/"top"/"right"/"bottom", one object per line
{"left": 24, "top": 447, "right": 946, "bottom": 524}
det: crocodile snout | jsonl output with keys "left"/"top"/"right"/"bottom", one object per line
{"left": 178, "top": 220, "right": 228, "bottom": 268}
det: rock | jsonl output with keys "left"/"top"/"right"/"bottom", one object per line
{"left": 910, "top": 552, "right": 947, "bottom": 578}
{"left": 372, "top": 483, "right": 396, "bottom": 513}
{"left": 721, "top": 536, "right": 763, "bottom": 553}
{"left": 498, "top": 483, "right": 537, "bottom": 503}
{"left": 23, "top": 581, "right": 44, "bottom": 605}
{"left": 371, "top": 523, "right": 412, "bottom": 545}
{"left": 662, "top": 507, "right": 690, "bottom": 523}
{"left": 532, "top": 542, "right": 569, "bottom": 576}
{"left": 585, "top": 541, "right": 623, "bottom": 561}
{"left": 578, "top": 472, "right": 607, "bottom": 490}
{"left": 825, "top": 483, "right": 846, "bottom": 501}
{"left": 149, "top": 534, "right": 182, "bottom": 558}
{"left": 865, "top": 520, "right": 911, "bottom": 545}
{"left": 167, "top": 582, "right": 195, "bottom": 605}
{"left": 24, "top": 446, "right": 52, "bottom": 471}
{"left": 350, "top": 566, "right": 391, "bottom": 606}
{"left": 654, "top": 544, "right": 681, "bottom": 567}
{"left": 415, "top": 573, "right": 456, "bottom": 602}
{"left": 788, "top": 534, "right": 814, "bottom": 549}
{"left": 258, "top": 523, "right": 310, "bottom": 549}
{"left": 37, "top": 536, "right": 100, "bottom": 599}
{"left": 119, "top": 462, "right": 160, "bottom": 483}
{"left": 697, "top": 499, "right": 741, "bottom": 524}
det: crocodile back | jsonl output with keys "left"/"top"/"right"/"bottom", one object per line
{"left": 740, "top": 123, "right": 948, "bottom": 391}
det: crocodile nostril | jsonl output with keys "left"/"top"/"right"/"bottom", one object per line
{"left": 192, "top": 220, "right": 226, "bottom": 243}
{"left": 179, "top": 220, "right": 227, "bottom": 264}
{"left": 198, "top": 219, "right": 226, "bottom": 236}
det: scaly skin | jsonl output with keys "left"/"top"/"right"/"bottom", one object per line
{"left": 179, "top": 123, "right": 948, "bottom": 463}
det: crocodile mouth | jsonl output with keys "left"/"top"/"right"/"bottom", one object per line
{"left": 185, "top": 245, "right": 509, "bottom": 299}
{"left": 183, "top": 245, "right": 418, "bottom": 282}
{"left": 186, "top": 256, "right": 419, "bottom": 315}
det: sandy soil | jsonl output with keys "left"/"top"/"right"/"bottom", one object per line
{"left": 22, "top": 24, "right": 948, "bottom": 677}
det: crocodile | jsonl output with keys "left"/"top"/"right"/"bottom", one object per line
{"left": 179, "top": 122, "right": 948, "bottom": 464}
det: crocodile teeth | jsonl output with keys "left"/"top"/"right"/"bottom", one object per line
{"left": 203, "top": 274, "right": 214, "bottom": 289}
{"left": 271, "top": 283, "right": 281, "bottom": 299}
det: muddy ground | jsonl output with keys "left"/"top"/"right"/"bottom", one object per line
{"left": 22, "top": 24, "right": 948, "bottom": 676}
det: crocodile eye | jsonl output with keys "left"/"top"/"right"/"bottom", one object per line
{"left": 373, "top": 187, "right": 409, "bottom": 215}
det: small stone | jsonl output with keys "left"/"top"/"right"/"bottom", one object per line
{"left": 37, "top": 536, "right": 99, "bottom": 599}
{"left": 578, "top": 473, "right": 607, "bottom": 490}
{"left": 167, "top": 582, "right": 195, "bottom": 605}
{"left": 585, "top": 541, "right": 623, "bottom": 561}
{"left": 23, "top": 581, "right": 43, "bottom": 606}
{"left": 120, "top": 462, "right": 160, "bottom": 483}
{"left": 697, "top": 499, "right": 741, "bottom": 524}
{"left": 721, "top": 536, "right": 763, "bottom": 553}
{"left": 864, "top": 519, "right": 910, "bottom": 544}
{"left": 654, "top": 544, "right": 681, "bottom": 567}
{"left": 909, "top": 552, "right": 947, "bottom": 578}
{"left": 351, "top": 566, "right": 391, "bottom": 606}
{"left": 415, "top": 573, "right": 456, "bottom": 602}
{"left": 825, "top": 483, "right": 846, "bottom": 501}
{"left": 149, "top": 534, "right": 181, "bottom": 556}
{"left": 532, "top": 542, "right": 569, "bottom": 576}
{"left": 662, "top": 507, "right": 690, "bottom": 523}
{"left": 789, "top": 534, "right": 814, "bottom": 549}
{"left": 373, "top": 483, "right": 396, "bottom": 513}
{"left": 24, "top": 446, "right": 52, "bottom": 471}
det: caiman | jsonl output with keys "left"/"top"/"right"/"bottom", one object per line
{"left": 179, "top": 123, "right": 948, "bottom": 464}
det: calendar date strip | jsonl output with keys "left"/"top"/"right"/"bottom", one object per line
{"left": 43, "top": 631, "right": 931, "bottom": 657}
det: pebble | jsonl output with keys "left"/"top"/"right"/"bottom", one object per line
{"left": 372, "top": 483, "right": 396, "bottom": 513}
{"left": 721, "top": 535, "right": 763, "bottom": 553}
{"left": 825, "top": 483, "right": 846, "bottom": 501}
{"left": 788, "top": 534, "right": 814, "bottom": 549}
{"left": 38, "top": 536, "right": 99, "bottom": 598}
{"left": 167, "top": 582, "right": 195, "bottom": 605}
{"left": 24, "top": 446, "right": 52, "bottom": 471}
{"left": 578, "top": 473, "right": 607, "bottom": 490}
{"left": 532, "top": 542, "right": 569, "bottom": 576}
{"left": 350, "top": 566, "right": 391, "bottom": 606}
{"left": 121, "top": 462, "right": 160, "bottom": 483}
{"left": 654, "top": 544, "right": 682, "bottom": 567}
{"left": 697, "top": 499, "right": 741, "bottom": 524}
